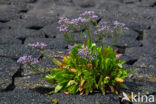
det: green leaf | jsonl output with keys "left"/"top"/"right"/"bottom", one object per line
{"left": 119, "top": 60, "right": 125, "bottom": 64}
{"left": 68, "top": 85, "right": 78, "bottom": 94}
{"left": 103, "top": 78, "right": 109, "bottom": 84}
{"left": 105, "top": 58, "right": 110, "bottom": 70}
{"left": 66, "top": 80, "right": 76, "bottom": 87}
{"left": 57, "top": 79, "right": 68, "bottom": 84}
{"left": 78, "top": 71, "right": 82, "bottom": 77}
{"left": 53, "top": 58, "right": 57, "bottom": 65}
{"left": 62, "top": 73, "right": 74, "bottom": 79}
{"left": 100, "top": 82, "right": 105, "bottom": 95}
{"left": 87, "top": 39, "right": 92, "bottom": 48}
{"left": 49, "top": 68, "right": 57, "bottom": 75}
{"left": 98, "top": 76, "right": 103, "bottom": 87}
{"left": 91, "top": 43, "right": 96, "bottom": 47}
{"left": 118, "top": 63, "right": 123, "bottom": 68}
{"left": 95, "top": 60, "right": 99, "bottom": 68}
{"left": 44, "top": 74, "right": 55, "bottom": 83}
{"left": 48, "top": 90, "right": 55, "bottom": 94}
{"left": 101, "top": 58, "right": 104, "bottom": 70}
{"left": 54, "top": 85, "right": 63, "bottom": 93}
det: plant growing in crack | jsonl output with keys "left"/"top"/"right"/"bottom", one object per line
{"left": 44, "top": 43, "right": 134, "bottom": 95}
{"left": 17, "top": 42, "right": 48, "bottom": 74}
{"left": 17, "top": 11, "right": 134, "bottom": 95}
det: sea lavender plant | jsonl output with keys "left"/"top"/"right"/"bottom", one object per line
{"left": 112, "top": 20, "right": 128, "bottom": 44}
{"left": 44, "top": 11, "right": 134, "bottom": 95}
{"left": 95, "top": 24, "right": 111, "bottom": 46}
{"left": 17, "top": 42, "right": 48, "bottom": 73}
{"left": 58, "top": 11, "right": 128, "bottom": 47}
{"left": 45, "top": 43, "right": 134, "bottom": 95}
{"left": 17, "top": 56, "right": 39, "bottom": 71}
{"left": 58, "top": 11, "right": 99, "bottom": 45}
{"left": 17, "top": 11, "right": 134, "bottom": 96}
{"left": 17, "top": 56, "right": 39, "bottom": 65}
{"left": 28, "top": 42, "right": 48, "bottom": 61}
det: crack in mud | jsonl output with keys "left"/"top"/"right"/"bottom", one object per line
{"left": 1, "top": 65, "right": 23, "bottom": 92}
{"left": 17, "top": 37, "right": 26, "bottom": 44}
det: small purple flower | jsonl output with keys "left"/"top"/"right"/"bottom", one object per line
{"left": 80, "top": 11, "right": 95, "bottom": 17}
{"left": 68, "top": 45, "right": 75, "bottom": 49}
{"left": 79, "top": 18, "right": 89, "bottom": 23}
{"left": 17, "top": 56, "right": 27, "bottom": 64}
{"left": 58, "top": 17, "right": 69, "bottom": 25}
{"left": 68, "top": 45, "right": 76, "bottom": 51}
{"left": 17, "top": 56, "right": 39, "bottom": 65}
{"left": 69, "top": 18, "right": 79, "bottom": 25}
{"left": 113, "top": 21, "right": 128, "bottom": 32}
{"left": 121, "top": 23, "right": 125, "bottom": 27}
{"left": 114, "top": 21, "right": 120, "bottom": 26}
{"left": 58, "top": 25, "right": 68, "bottom": 32}
{"left": 58, "top": 17, "right": 71, "bottom": 33}
{"left": 31, "top": 58, "right": 39, "bottom": 64}
{"left": 29, "top": 42, "right": 47, "bottom": 49}
{"left": 96, "top": 24, "right": 103, "bottom": 29}
{"left": 80, "top": 11, "right": 98, "bottom": 22}
{"left": 114, "top": 21, "right": 126, "bottom": 27}
{"left": 91, "top": 15, "right": 98, "bottom": 20}
{"left": 99, "top": 26, "right": 109, "bottom": 32}
{"left": 78, "top": 47, "right": 88, "bottom": 57}
{"left": 95, "top": 25, "right": 110, "bottom": 34}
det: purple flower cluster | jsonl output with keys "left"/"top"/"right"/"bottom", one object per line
{"left": 113, "top": 21, "right": 129, "bottom": 31}
{"left": 92, "top": 15, "right": 98, "bottom": 19}
{"left": 17, "top": 56, "right": 39, "bottom": 65}
{"left": 67, "top": 17, "right": 89, "bottom": 26}
{"left": 58, "top": 17, "right": 69, "bottom": 32}
{"left": 79, "top": 17, "right": 89, "bottom": 23}
{"left": 58, "top": 11, "right": 98, "bottom": 33}
{"left": 96, "top": 26, "right": 109, "bottom": 33}
{"left": 78, "top": 47, "right": 88, "bottom": 57}
{"left": 68, "top": 45, "right": 75, "bottom": 49}
{"left": 68, "top": 44, "right": 76, "bottom": 51}
{"left": 95, "top": 21, "right": 128, "bottom": 35}
{"left": 114, "top": 21, "right": 125, "bottom": 26}
{"left": 59, "top": 25, "right": 68, "bottom": 32}
{"left": 80, "top": 11, "right": 95, "bottom": 17}
{"left": 58, "top": 18, "right": 70, "bottom": 33}
{"left": 78, "top": 47, "right": 96, "bottom": 62}
{"left": 58, "top": 17, "right": 69, "bottom": 25}
{"left": 80, "top": 11, "right": 98, "bottom": 22}
{"left": 29, "top": 42, "right": 47, "bottom": 49}
{"left": 69, "top": 18, "right": 79, "bottom": 25}
{"left": 95, "top": 24, "right": 111, "bottom": 34}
